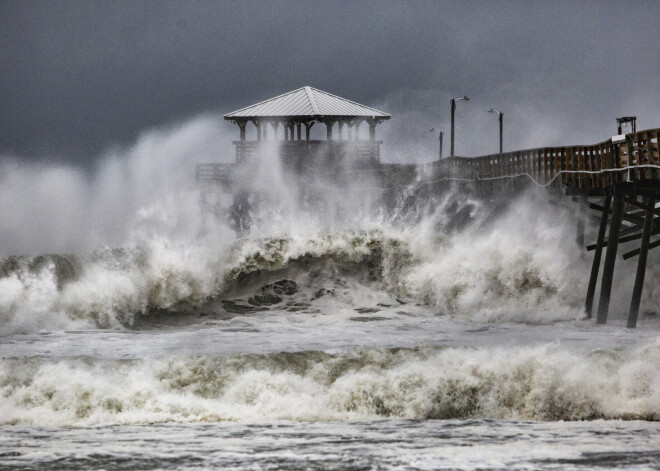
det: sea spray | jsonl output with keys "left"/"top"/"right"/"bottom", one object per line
{"left": 1, "top": 213, "right": 592, "bottom": 334}
{"left": 1, "top": 116, "right": 657, "bottom": 333}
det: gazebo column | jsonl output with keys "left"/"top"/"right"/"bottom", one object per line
{"left": 368, "top": 119, "right": 377, "bottom": 141}
{"left": 338, "top": 121, "right": 345, "bottom": 140}
{"left": 353, "top": 119, "right": 363, "bottom": 141}
{"left": 254, "top": 120, "right": 262, "bottom": 141}
{"left": 296, "top": 123, "right": 302, "bottom": 140}
{"left": 283, "top": 121, "right": 289, "bottom": 141}
{"left": 305, "top": 121, "right": 314, "bottom": 141}
{"left": 289, "top": 123, "right": 295, "bottom": 141}
{"left": 326, "top": 119, "right": 335, "bottom": 140}
{"left": 237, "top": 121, "right": 246, "bottom": 141}
{"left": 346, "top": 120, "right": 353, "bottom": 141}
{"left": 270, "top": 121, "right": 280, "bottom": 140}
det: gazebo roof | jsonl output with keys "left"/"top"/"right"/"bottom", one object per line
{"left": 224, "top": 86, "right": 390, "bottom": 120}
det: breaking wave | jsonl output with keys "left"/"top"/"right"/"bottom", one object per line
{"left": 2, "top": 341, "right": 660, "bottom": 426}
{"left": 0, "top": 195, "right": 591, "bottom": 335}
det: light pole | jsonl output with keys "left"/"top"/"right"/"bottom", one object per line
{"left": 488, "top": 109, "right": 503, "bottom": 154}
{"left": 450, "top": 96, "right": 470, "bottom": 156}
{"left": 430, "top": 128, "right": 443, "bottom": 160}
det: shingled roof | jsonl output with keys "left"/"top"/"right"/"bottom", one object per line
{"left": 224, "top": 86, "right": 390, "bottom": 120}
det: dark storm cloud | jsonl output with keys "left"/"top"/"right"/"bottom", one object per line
{"left": 1, "top": 0, "right": 659, "bottom": 165}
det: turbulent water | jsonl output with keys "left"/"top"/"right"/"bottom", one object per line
{"left": 2, "top": 118, "right": 660, "bottom": 470}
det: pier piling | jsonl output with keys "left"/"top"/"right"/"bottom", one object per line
{"left": 585, "top": 192, "right": 612, "bottom": 318}
{"left": 627, "top": 196, "right": 656, "bottom": 328}
{"left": 597, "top": 187, "right": 624, "bottom": 325}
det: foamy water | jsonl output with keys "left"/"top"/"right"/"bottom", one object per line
{"left": 1, "top": 116, "right": 659, "bottom": 470}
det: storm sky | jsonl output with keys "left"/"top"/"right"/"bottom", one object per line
{"left": 1, "top": 0, "right": 659, "bottom": 166}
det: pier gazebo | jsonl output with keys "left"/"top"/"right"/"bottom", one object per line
{"left": 224, "top": 86, "right": 390, "bottom": 164}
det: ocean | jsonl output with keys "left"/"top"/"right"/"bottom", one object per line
{"left": 1, "top": 123, "right": 659, "bottom": 470}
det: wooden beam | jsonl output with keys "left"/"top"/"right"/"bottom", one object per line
{"left": 622, "top": 237, "right": 660, "bottom": 259}
{"left": 586, "top": 227, "right": 660, "bottom": 251}
{"left": 585, "top": 224, "right": 644, "bottom": 251}
{"left": 589, "top": 202, "right": 660, "bottom": 229}
{"left": 623, "top": 197, "right": 660, "bottom": 217}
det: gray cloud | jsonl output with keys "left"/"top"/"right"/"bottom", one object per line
{"left": 1, "top": 0, "right": 659, "bottom": 165}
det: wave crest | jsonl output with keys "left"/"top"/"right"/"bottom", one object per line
{"left": 0, "top": 216, "right": 590, "bottom": 334}
{"left": 2, "top": 342, "right": 659, "bottom": 426}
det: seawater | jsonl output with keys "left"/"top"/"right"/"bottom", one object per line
{"left": 2, "top": 224, "right": 659, "bottom": 469}
{"left": 1, "top": 118, "right": 660, "bottom": 470}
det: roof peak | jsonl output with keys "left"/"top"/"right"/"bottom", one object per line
{"left": 304, "top": 86, "right": 320, "bottom": 114}
{"left": 224, "top": 86, "right": 390, "bottom": 120}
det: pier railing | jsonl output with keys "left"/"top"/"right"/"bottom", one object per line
{"left": 196, "top": 163, "right": 235, "bottom": 186}
{"left": 198, "top": 128, "right": 659, "bottom": 194}
{"left": 445, "top": 127, "right": 659, "bottom": 190}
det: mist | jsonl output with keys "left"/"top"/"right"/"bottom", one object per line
{"left": 0, "top": 115, "right": 233, "bottom": 257}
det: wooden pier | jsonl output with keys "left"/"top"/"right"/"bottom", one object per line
{"left": 197, "top": 86, "right": 659, "bottom": 327}
{"left": 445, "top": 126, "right": 659, "bottom": 328}
{"left": 445, "top": 127, "right": 659, "bottom": 193}
{"left": 199, "top": 126, "right": 660, "bottom": 327}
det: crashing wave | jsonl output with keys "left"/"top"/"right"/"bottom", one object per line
{"left": 0, "top": 218, "right": 589, "bottom": 334}
{"left": 2, "top": 341, "right": 659, "bottom": 426}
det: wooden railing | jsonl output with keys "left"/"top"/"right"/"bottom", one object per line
{"left": 198, "top": 128, "right": 660, "bottom": 192}
{"left": 196, "top": 163, "right": 235, "bottom": 185}
{"left": 445, "top": 128, "right": 660, "bottom": 190}
{"left": 232, "top": 140, "right": 382, "bottom": 165}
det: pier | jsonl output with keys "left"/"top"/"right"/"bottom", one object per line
{"left": 198, "top": 87, "right": 660, "bottom": 327}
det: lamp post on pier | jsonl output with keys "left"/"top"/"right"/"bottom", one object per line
{"left": 488, "top": 109, "right": 503, "bottom": 154}
{"left": 450, "top": 96, "right": 470, "bottom": 156}
{"left": 430, "top": 128, "right": 443, "bottom": 160}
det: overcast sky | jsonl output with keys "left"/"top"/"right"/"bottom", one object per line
{"left": 2, "top": 0, "right": 659, "bottom": 166}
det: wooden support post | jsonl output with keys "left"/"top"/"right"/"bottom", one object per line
{"left": 576, "top": 193, "right": 587, "bottom": 247}
{"left": 596, "top": 187, "right": 625, "bottom": 324}
{"left": 296, "top": 123, "right": 301, "bottom": 141}
{"left": 585, "top": 192, "right": 611, "bottom": 317}
{"left": 627, "top": 196, "right": 655, "bottom": 328}
{"left": 354, "top": 120, "right": 361, "bottom": 141}
{"left": 238, "top": 121, "right": 246, "bottom": 141}
{"left": 369, "top": 120, "right": 376, "bottom": 142}
{"left": 326, "top": 120, "right": 334, "bottom": 140}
